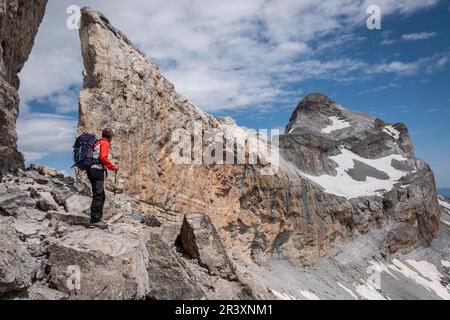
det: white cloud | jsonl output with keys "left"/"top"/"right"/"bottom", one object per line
{"left": 15, "top": 0, "right": 447, "bottom": 165}
{"left": 36, "top": 89, "right": 80, "bottom": 114}
{"left": 18, "top": 0, "right": 443, "bottom": 114}
{"left": 381, "top": 31, "right": 396, "bottom": 45}
{"left": 17, "top": 113, "right": 77, "bottom": 162}
{"left": 368, "top": 51, "right": 450, "bottom": 76}
{"left": 372, "top": 61, "right": 421, "bottom": 76}
{"left": 358, "top": 83, "right": 399, "bottom": 94}
{"left": 402, "top": 32, "right": 437, "bottom": 41}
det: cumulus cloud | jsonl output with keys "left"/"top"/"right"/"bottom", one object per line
{"left": 16, "top": 0, "right": 444, "bottom": 163}
{"left": 372, "top": 61, "right": 421, "bottom": 76}
{"left": 358, "top": 83, "right": 399, "bottom": 94}
{"left": 19, "top": 0, "right": 443, "bottom": 112}
{"left": 17, "top": 113, "right": 77, "bottom": 162}
{"left": 369, "top": 51, "right": 450, "bottom": 76}
{"left": 36, "top": 88, "right": 80, "bottom": 114}
{"left": 402, "top": 32, "right": 437, "bottom": 41}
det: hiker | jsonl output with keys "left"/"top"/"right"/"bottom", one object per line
{"left": 87, "top": 128, "right": 119, "bottom": 229}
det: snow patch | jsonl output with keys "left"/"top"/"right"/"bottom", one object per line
{"left": 383, "top": 125, "right": 400, "bottom": 140}
{"left": 337, "top": 282, "right": 358, "bottom": 300}
{"left": 389, "top": 259, "right": 450, "bottom": 300}
{"left": 300, "top": 290, "right": 320, "bottom": 300}
{"left": 441, "top": 220, "right": 450, "bottom": 227}
{"left": 270, "top": 289, "right": 297, "bottom": 300}
{"left": 441, "top": 260, "right": 450, "bottom": 268}
{"left": 354, "top": 280, "right": 387, "bottom": 300}
{"left": 438, "top": 199, "right": 450, "bottom": 211}
{"left": 299, "top": 148, "right": 410, "bottom": 199}
{"left": 322, "top": 116, "right": 351, "bottom": 134}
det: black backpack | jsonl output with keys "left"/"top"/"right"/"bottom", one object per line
{"left": 73, "top": 133, "right": 98, "bottom": 171}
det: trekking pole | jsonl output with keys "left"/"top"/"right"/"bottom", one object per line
{"left": 113, "top": 169, "right": 119, "bottom": 196}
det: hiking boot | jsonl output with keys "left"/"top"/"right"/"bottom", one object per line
{"left": 90, "top": 220, "right": 108, "bottom": 230}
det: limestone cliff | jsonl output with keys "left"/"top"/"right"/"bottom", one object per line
{"left": 0, "top": 0, "right": 47, "bottom": 172}
{"left": 78, "top": 8, "right": 440, "bottom": 265}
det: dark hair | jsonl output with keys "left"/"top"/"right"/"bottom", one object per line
{"left": 102, "top": 128, "right": 114, "bottom": 140}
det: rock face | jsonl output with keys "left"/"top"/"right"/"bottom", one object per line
{"left": 78, "top": 8, "right": 440, "bottom": 265}
{"left": 0, "top": 0, "right": 47, "bottom": 173}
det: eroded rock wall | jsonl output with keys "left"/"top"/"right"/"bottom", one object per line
{"left": 0, "top": 0, "right": 47, "bottom": 172}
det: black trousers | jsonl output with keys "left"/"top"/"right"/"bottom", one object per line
{"left": 87, "top": 168, "right": 106, "bottom": 223}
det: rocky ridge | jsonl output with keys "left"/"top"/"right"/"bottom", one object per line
{"left": 0, "top": 165, "right": 263, "bottom": 299}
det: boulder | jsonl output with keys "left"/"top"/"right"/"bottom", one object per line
{"left": 146, "top": 233, "right": 205, "bottom": 300}
{"left": 48, "top": 228, "right": 150, "bottom": 300}
{"left": 15, "top": 207, "right": 48, "bottom": 222}
{"left": 0, "top": 219, "right": 36, "bottom": 294}
{"left": 29, "top": 164, "right": 64, "bottom": 179}
{"left": 14, "top": 220, "right": 48, "bottom": 241}
{"left": 36, "top": 192, "right": 60, "bottom": 212}
{"left": 141, "top": 215, "right": 162, "bottom": 228}
{"left": 26, "top": 284, "right": 67, "bottom": 300}
{"left": 51, "top": 190, "right": 69, "bottom": 212}
{"left": 0, "top": 191, "right": 35, "bottom": 216}
{"left": 48, "top": 211, "right": 90, "bottom": 227}
{"left": 65, "top": 194, "right": 91, "bottom": 213}
{"left": 180, "top": 213, "right": 237, "bottom": 280}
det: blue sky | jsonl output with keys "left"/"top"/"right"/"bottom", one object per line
{"left": 17, "top": 0, "right": 450, "bottom": 187}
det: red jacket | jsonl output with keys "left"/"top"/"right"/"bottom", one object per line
{"left": 93, "top": 138, "right": 118, "bottom": 171}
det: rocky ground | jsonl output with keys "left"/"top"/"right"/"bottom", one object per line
{"left": 0, "top": 165, "right": 266, "bottom": 300}
{"left": 1, "top": 164, "right": 449, "bottom": 300}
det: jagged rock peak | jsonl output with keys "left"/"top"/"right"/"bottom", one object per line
{"left": 80, "top": 7, "right": 147, "bottom": 61}
{"left": 284, "top": 92, "right": 414, "bottom": 159}
{"left": 301, "top": 92, "right": 335, "bottom": 104}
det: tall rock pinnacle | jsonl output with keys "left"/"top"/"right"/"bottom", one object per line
{"left": 0, "top": 0, "right": 47, "bottom": 172}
